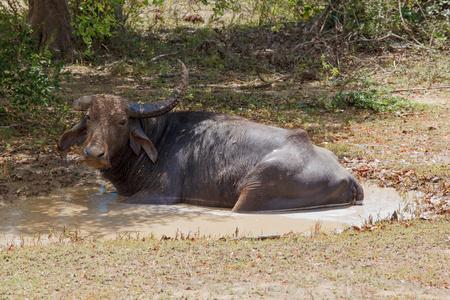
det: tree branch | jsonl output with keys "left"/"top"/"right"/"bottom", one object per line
{"left": 357, "top": 33, "right": 426, "bottom": 49}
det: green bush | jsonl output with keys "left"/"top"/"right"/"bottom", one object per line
{"left": 329, "top": 0, "right": 449, "bottom": 45}
{"left": 70, "top": 0, "right": 125, "bottom": 54}
{"left": 330, "top": 89, "right": 420, "bottom": 112}
{"left": 0, "top": 3, "right": 61, "bottom": 111}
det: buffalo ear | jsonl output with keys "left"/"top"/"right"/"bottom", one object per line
{"left": 58, "top": 117, "right": 87, "bottom": 151}
{"left": 129, "top": 120, "right": 158, "bottom": 163}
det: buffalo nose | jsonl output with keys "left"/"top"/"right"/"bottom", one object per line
{"left": 83, "top": 146, "right": 105, "bottom": 160}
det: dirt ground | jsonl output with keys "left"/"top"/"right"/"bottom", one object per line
{"left": 0, "top": 149, "right": 99, "bottom": 204}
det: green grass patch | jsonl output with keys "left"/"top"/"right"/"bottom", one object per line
{"left": 328, "top": 89, "right": 424, "bottom": 112}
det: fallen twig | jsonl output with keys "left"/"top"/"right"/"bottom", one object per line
{"left": 192, "top": 84, "right": 238, "bottom": 89}
{"left": 228, "top": 234, "right": 281, "bottom": 241}
{"left": 193, "top": 75, "right": 290, "bottom": 90}
{"left": 159, "top": 73, "right": 204, "bottom": 79}
{"left": 357, "top": 33, "right": 426, "bottom": 49}
{"left": 0, "top": 124, "right": 23, "bottom": 129}
{"left": 293, "top": 40, "right": 315, "bottom": 51}
{"left": 150, "top": 52, "right": 181, "bottom": 62}
{"left": 101, "top": 43, "right": 110, "bottom": 52}
{"left": 392, "top": 86, "right": 450, "bottom": 92}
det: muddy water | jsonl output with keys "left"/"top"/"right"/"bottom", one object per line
{"left": 0, "top": 183, "right": 411, "bottom": 243}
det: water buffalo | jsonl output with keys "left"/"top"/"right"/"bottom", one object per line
{"left": 58, "top": 61, "right": 364, "bottom": 212}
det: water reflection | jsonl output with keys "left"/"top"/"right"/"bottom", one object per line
{"left": 0, "top": 183, "right": 412, "bottom": 242}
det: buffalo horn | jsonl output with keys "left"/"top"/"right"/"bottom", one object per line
{"left": 128, "top": 60, "right": 189, "bottom": 118}
{"left": 73, "top": 95, "right": 95, "bottom": 111}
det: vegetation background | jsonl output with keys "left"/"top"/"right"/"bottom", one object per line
{"left": 0, "top": 0, "right": 449, "bottom": 298}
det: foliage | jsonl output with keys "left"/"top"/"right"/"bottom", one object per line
{"left": 197, "top": 0, "right": 240, "bottom": 17}
{"left": 88, "top": 0, "right": 449, "bottom": 92}
{"left": 255, "top": 0, "right": 321, "bottom": 25}
{"left": 64, "top": 0, "right": 450, "bottom": 76}
{"left": 321, "top": 55, "right": 339, "bottom": 78}
{"left": 329, "top": 89, "right": 421, "bottom": 112}
{"left": 129, "top": 0, "right": 448, "bottom": 44}
{"left": 0, "top": 2, "right": 61, "bottom": 111}
{"left": 70, "top": 0, "right": 125, "bottom": 54}
{"left": 327, "top": 0, "right": 449, "bottom": 45}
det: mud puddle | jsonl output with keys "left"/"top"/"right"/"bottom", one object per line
{"left": 0, "top": 183, "right": 413, "bottom": 244}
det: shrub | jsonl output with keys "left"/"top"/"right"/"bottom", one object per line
{"left": 70, "top": 0, "right": 125, "bottom": 54}
{"left": 330, "top": 89, "right": 421, "bottom": 112}
{"left": 0, "top": 2, "right": 61, "bottom": 111}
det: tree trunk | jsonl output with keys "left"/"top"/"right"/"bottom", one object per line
{"left": 28, "top": 0, "right": 73, "bottom": 54}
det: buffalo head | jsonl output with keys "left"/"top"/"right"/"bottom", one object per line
{"left": 58, "top": 61, "right": 189, "bottom": 169}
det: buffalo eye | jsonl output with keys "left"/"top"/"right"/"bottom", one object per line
{"left": 85, "top": 114, "right": 91, "bottom": 121}
{"left": 118, "top": 119, "right": 127, "bottom": 126}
